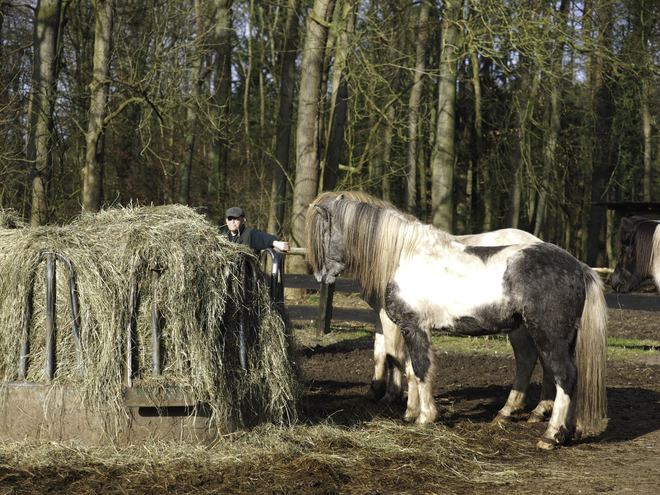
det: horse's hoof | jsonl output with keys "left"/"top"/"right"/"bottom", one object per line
{"left": 363, "top": 390, "right": 378, "bottom": 402}
{"left": 536, "top": 437, "right": 557, "bottom": 450}
{"left": 365, "top": 384, "right": 386, "bottom": 402}
{"left": 528, "top": 413, "right": 545, "bottom": 423}
{"left": 492, "top": 413, "right": 513, "bottom": 423}
{"left": 381, "top": 391, "right": 403, "bottom": 405}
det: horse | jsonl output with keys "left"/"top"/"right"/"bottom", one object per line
{"left": 610, "top": 216, "right": 660, "bottom": 293}
{"left": 309, "top": 191, "right": 555, "bottom": 423}
{"left": 306, "top": 194, "right": 608, "bottom": 449}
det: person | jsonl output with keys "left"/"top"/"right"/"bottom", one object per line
{"left": 225, "top": 206, "right": 290, "bottom": 253}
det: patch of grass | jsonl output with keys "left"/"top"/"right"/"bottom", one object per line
{"left": 295, "top": 321, "right": 660, "bottom": 364}
{"left": 607, "top": 337, "right": 660, "bottom": 361}
{"left": 432, "top": 333, "right": 514, "bottom": 357}
{"left": 432, "top": 333, "right": 660, "bottom": 363}
{"left": 293, "top": 323, "right": 374, "bottom": 349}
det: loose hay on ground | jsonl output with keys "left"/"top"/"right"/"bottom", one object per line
{"left": 0, "top": 420, "right": 528, "bottom": 493}
{"left": 0, "top": 204, "right": 298, "bottom": 442}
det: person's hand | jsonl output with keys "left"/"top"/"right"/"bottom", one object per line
{"left": 273, "top": 240, "right": 290, "bottom": 252}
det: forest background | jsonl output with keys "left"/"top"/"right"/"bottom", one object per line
{"left": 1, "top": 0, "right": 659, "bottom": 270}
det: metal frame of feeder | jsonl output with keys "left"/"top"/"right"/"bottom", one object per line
{"left": 13, "top": 248, "right": 286, "bottom": 409}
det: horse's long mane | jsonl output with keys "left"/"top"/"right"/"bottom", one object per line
{"left": 307, "top": 191, "right": 449, "bottom": 303}
{"left": 617, "top": 216, "right": 660, "bottom": 279}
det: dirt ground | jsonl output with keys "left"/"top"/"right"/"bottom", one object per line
{"left": 293, "top": 293, "right": 660, "bottom": 494}
{"left": 2, "top": 293, "right": 660, "bottom": 494}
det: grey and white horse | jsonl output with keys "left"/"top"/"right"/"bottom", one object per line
{"left": 311, "top": 192, "right": 554, "bottom": 423}
{"left": 307, "top": 195, "right": 607, "bottom": 448}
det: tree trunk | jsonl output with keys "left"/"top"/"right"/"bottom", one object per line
{"left": 208, "top": 0, "right": 233, "bottom": 215}
{"left": 179, "top": 0, "right": 206, "bottom": 205}
{"left": 469, "top": 44, "right": 491, "bottom": 231}
{"left": 405, "top": 0, "right": 429, "bottom": 215}
{"left": 82, "top": 0, "right": 115, "bottom": 214}
{"left": 291, "top": 0, "right": 333, "bottom": 254}
{"left": 380, "top": 25, "right": 405, "bottom": 203}
{"left": 587, "top": 3, "right": 613, "bottom": 267}
{"left": 534, "top": 0, "right": 568, "bottom": 238}
{"left": 268, "top": 0, "right": 300, "bottom": 237}
{"left": 322, "top": 0, "right": 354, "bottom": 192}
{"left": 642, "top": 82, "right": 651, "bottom": 202}
{"left": 28, "top": 0, "right": 63, "bottom": 225}
{"left": 431, "top": 0, "right": 461, "bottom": 231}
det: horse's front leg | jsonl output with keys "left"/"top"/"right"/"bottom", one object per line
{"left": 366, "top": 309, "right": 405, "bottom": 403}
{"left": 385, "top": 285, "right": 437, "bottom": 424}
{"left": 365, "top": 315, "right": 388, "bottom": 402}
{"left": 383, "top": 311, "right": 405, "bottom": 404}
{"left": 404, "top": 350, "right": 420, "bottom": 422}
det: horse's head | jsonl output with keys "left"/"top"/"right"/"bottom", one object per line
{"left": 610, "top": 217, "right": 655, "bottom": 293}
{"left": 306, "top": 200, "right": 346, "bottom": 285}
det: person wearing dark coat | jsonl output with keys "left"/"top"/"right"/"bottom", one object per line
{"left": 225, "top": 206, "right": 290, "bottom": 253}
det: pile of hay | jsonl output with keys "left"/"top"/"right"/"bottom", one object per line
{"left": 0, "top": 204, "right": 298, "bottom": 440}
{"left": 0, "top": 207, "right": 25, "bottom": 229}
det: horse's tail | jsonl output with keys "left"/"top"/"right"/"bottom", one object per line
{"left": 575, "top": 264, "right": 608, "bottom": 431}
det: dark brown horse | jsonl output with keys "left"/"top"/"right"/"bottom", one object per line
{"left": 610, "top": 216, "right": 660, "bottom": 293}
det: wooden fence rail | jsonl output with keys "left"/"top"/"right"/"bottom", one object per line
{"left": 279, "top": 250, "right": 660, "bottom": 335}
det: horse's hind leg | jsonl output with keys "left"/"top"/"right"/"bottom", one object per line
{"left": 494, "top": 327, "right": 538, "bottom": 422}
{"left": 528, "top": 359, "right": 556, "bottom": 423}
{"left": 537, "top": 343, "right": 578, "bottom": 448}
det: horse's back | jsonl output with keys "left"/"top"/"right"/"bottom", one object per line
{"left": 458, "top": 229, "right": 541, "bottom": 246}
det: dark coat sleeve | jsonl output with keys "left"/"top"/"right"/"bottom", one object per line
{"left": 247, "top": 228, "right": 278, "bottom": 252}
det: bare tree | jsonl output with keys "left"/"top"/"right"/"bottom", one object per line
{"left": 179, "top": 0, "right": 209, "bottom": 205}
{"left": 82, "top": 0, "right": 116, "bottom": 213}
{"left": 208, "top": 0, "right": 233, "bottom": 213}
{"left": 290, "top": 0, "right": 334, "bottom": 253}
{"left": 430, "top": 0, "right": 461, "bottom": 230}
{"left": 322, "top": 0, "right": 355, "bottom": 192}
{"left": 405, "top": 0, "right": 429, "bottom": 215}
{"left": 586, "top": 0, "right": 614, "bottom": 267}
{"left": 27, "top": 0, "right": 63, "bottom": 225}
{"left": 268, "top": 0, "right": 300, "bottom": 237}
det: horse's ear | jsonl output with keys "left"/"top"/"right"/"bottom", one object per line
{"left": 338, "top": 194, "right": 344, "bottom": 200}
{"left": 315, "top": 205, "right": 329, "bottom": 221}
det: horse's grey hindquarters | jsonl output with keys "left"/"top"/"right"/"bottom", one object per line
{"left": 307, "top": 195, "right": 607, "bottom": 448}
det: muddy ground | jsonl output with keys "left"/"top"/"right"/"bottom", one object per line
{"left": 1, "top": 293, "right": 660, "bottom": 494}
{"left": 293, "top": 294, "right": 660, "bottom": 494}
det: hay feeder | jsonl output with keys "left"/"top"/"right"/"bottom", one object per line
{"left": 0, "top": 205, "right": 297, "bottom": 445}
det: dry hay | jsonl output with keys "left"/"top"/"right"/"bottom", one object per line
{"left": 0, "top": 207, "right": 26, "bottom": 230}
{"left": 0, "top": 420, "right": 531, "bottom": 493}
{"left": 0, "top": 204, "right": 298, "bottom": 441}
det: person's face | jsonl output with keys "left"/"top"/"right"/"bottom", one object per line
{"left": 226, "top": 215, "right": 245, "bottom": 234}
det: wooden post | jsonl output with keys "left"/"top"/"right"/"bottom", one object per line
{"left": 316, "top": 282, "right": 335, "bottom": 336}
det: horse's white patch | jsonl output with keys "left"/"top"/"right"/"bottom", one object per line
{"left": 393, "top": 241, "right": 528, "bottom": 329}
